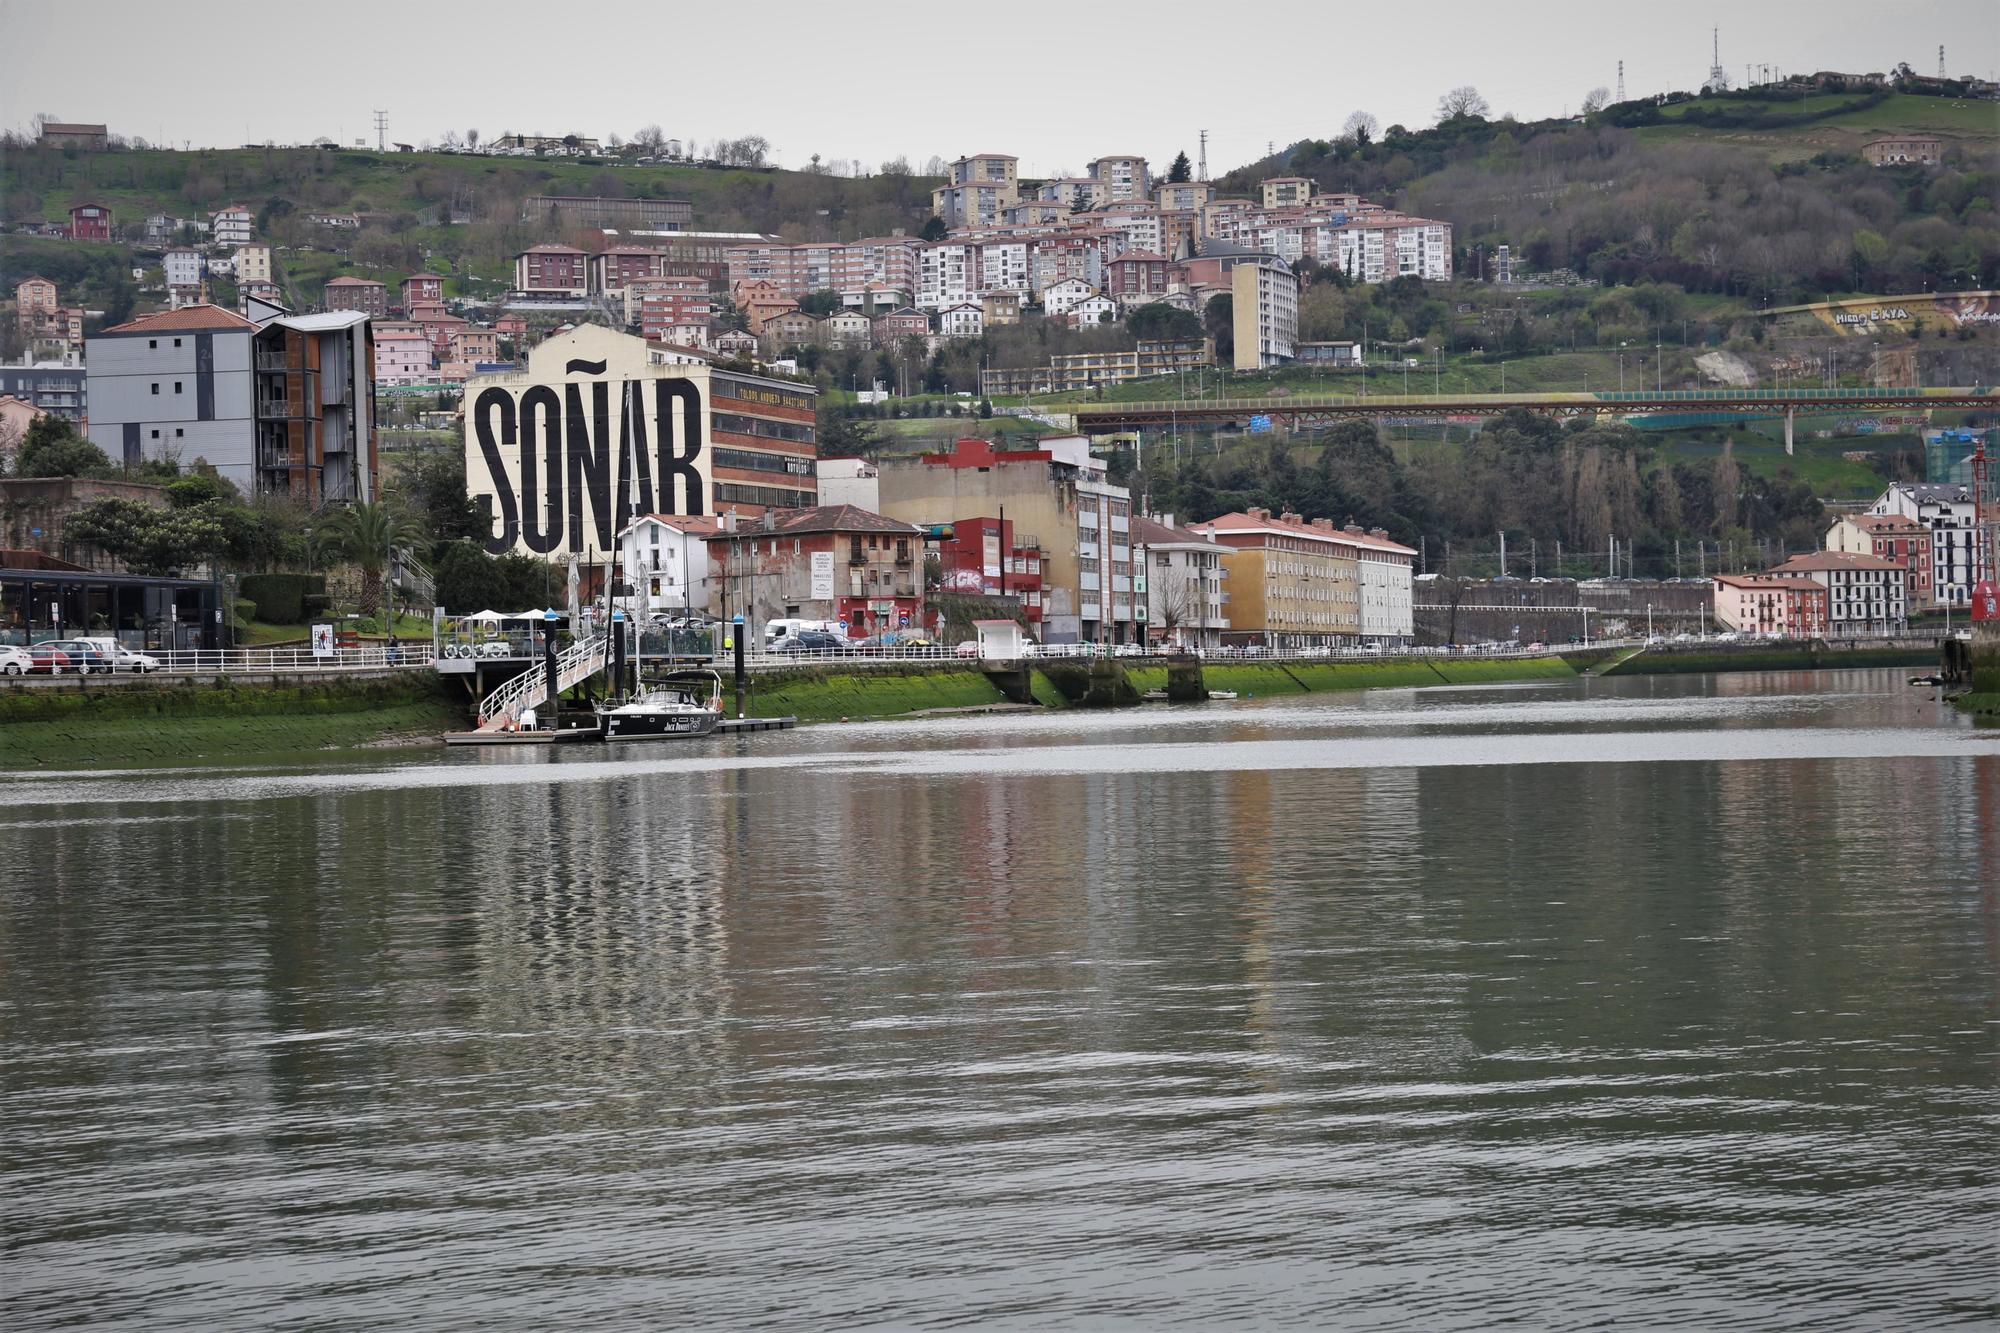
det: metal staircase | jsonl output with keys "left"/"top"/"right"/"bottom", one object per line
{"left": 477, "top": 634, "right": 609, "bottom": 730}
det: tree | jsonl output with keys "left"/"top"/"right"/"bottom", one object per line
{"left": 389, "top": 447, "right": 484, "bottom": 552}
{"left": 1436, "top": 86, "right": 1491, "bottom": 122}
{"left": 66, "top": 498, "right": 227, "bottom": 575}
{"left": 15, "top": 417, "right": 112, "bottom": 478}
{"left": 431, "top": 540, "right": 507, "bottom": 614}
{"left": 1341, "top": 110, "right": 1379, "bottom": 147}
{"left": 1202, "top": 294, "right": 1234, "bottom": 363}
{"left": 799, "top": 288, "right": 842, "bottom": 317}
{"left": 1580, "top": 87, "right": 1610, "bottom": 114}
{"left": 920, "top": 215, "right": 948, "bottom": 242}
{"left": 322, "top": 501, "right": 425, "bottom": 619}
{"left": 1128, "top": 302, "right": 1203, "bottom": 342}
{"left": 1166, "top": 151, "right": 1192, "bottom": 184}
{"left": 466, "top": 128, "right": 480, "bottom": 152}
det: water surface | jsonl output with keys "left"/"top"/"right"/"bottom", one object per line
{"left": 3, "top": 669, "right": 1996, "bottom": 1328}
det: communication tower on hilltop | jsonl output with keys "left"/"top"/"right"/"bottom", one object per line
{"left": 1617, "top": 60, "right": 1625, "bottom": 103}
{"left": 1198, "top": 129, "right": 1208, "bottom": 182}
{"left": 373, "top": 110, "right": 388, "bottom": 152}
{"left": 1939, "top": 45, "right": 1947, "bottom": 78}
{"left": 1706, "top": 27, "right": 1729, "bottom": 92}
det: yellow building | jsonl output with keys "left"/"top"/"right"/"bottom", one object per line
{"left": 1190, "top": 509, "right": 1364, "bottom": 646}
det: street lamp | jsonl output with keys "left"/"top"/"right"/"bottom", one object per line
{"left": 1619, "top": 341, "right": 1628, "bottom": 392}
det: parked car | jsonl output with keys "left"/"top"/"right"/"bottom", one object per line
{"left": 73, "top": 637, "right": 160, "bottom": 672}
{"left": 38, "top": 639, "right": 116, "bottom": 674}
{"left": 0, "top": 645, "right": 34, "bottom": 676}
{"left": 954, "top": 640, "right": 980, "bottom": 657}
{"left": 770, "top": 630, "right": 846, "bottom": 654}
{"left": 27, "top": 645, "right": 72, "bottom": 674}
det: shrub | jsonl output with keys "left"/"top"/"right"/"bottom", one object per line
{"left": 238, "top": 573, "right": 327, "bottom": 624}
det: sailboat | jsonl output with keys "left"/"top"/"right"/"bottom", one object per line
{"left": 598, "top": 669, "right": 723, "bottom": 741}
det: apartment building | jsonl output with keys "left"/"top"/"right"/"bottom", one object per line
{"left": 163, "top": 249, "right": 204, "bottom": 290}
{"left": 1105, "top": 249, "right": 1170, "bottom": 305}
{"left": 234, "top": 243, "right": 273, "bottom": 287}
{"left": 835, "top": 237, "right": 921, "bottom": 296}
{"left": 1825, "top": 513, "right": 1936, "bottom": 607}
{"left": 936, "top": 516, "right": 1046, "bottom": 624}
{"left": 1260, "top": 176, "right": 1315, "bottom": 209}
{"left": 15, "top": 277, "right": 58, "bottom": 330}
{"left": 1712, "top": 574, "right": 1829, "bottom": 637}
{"left": 876, "top": 434, "right": 1136, "bottom": 644}
{"left": 1096, "top": 207, "right": 1164, "bottom": 258}
{"left": 1190, "top": 508, "right": 1414, "bottom": 647}
{"left": 1232, "top": 255, "right": 1299, "bottom": 370}
{"left": 402, "top": 273, "right": 445, "bottom": 307}
{"left": 918, "top": 242, "right": 977, "bottom": 310}
{"left": 449, "top": 328, "right": 499, "bottom": 362}
{"left": 821, "top": 308, "right": 873, "bottom": 348}
{"left": 1868, "top": 481, "right": 1985, "bottom": 607}
{"left": 1066, "top": 294, "right": 1119, "bottom": 328}
{"left": 0, "top": 363, "right": 87, "bottom": 423}
{"left": 85, "top": 305, "right": 256, "bottom": 485}
{"left": 324, "top": 276, "right": 388, "bottom": 317}
{"left": 631, "top": 276, "right": 713, "bottom": 342}
{"left": 211, "top": 204, "right": 254, "bottom": 246}
{"left": 1154, "top": 182, "right": 1214, "bottom": 212}
{"left": 1088, "top": 155, "right": 1150, "bottom": 203}
{"left": 872, "top": 307, "right": 931, "bottom": 346}
{"left": 982, "top": 338, "right": 1213, "bottom": 397}
{"left": 1003, "top": 201, "right": 1071, "bottom": 226}
{"left": 938, "top": 303, "right": 985, "bottom": 339}
{"left": 248, "top": 309, "right": 378, "bottom": 504}
{"left": 705, "top": 505, "right": 923, "bottom": 640}
{"left": 1033, "top": 234, "right": 1108, "bottom": 293}
{"left": 1132, "top": 516, "right": 1229, "bottom": 649}
{"left": 976, "top": 240, "right": 1033, "bottom": 297}
{"left": 1862, "top": 137, "right": 1941, "bottom": 165}
{"left": 932, "top": 153, "right": 1020, "bottom": 228}
{"left": 1310, "top": 214, "right": 1454, "bottom": 282}
{"left": 1765, "top": 551, "right": 1907, "bottom": 633}
{"left": 374, "top": 329, "right": 436, "bottom": 386}
{"left": 759, "top": 309, "right": 820, "bottom": 353}
{"left": 512, "top": 244, "right": 589, "bottom": 297}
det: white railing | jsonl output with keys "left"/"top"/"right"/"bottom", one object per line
{"left": 738, "top": 641, "right": 1627, "bottom": 671}
{"left": 476, "top": 635, "right": 608, "bottom": 730}
{"left": 17, "top": 644, "right": 440, "bottom": 676}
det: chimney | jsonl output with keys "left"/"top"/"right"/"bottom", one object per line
{"left": 1368, "top": 527, "right": 1389, "bottom": 539}
{"left": 1280, "top": 511, "right": 1303, "bottom": 525}
{"left": 1310, "top": 517, "right": 1334, "bottom": 531}
{"left": 1248, "top": 506, "right": 1271, "bottom": 522}
{"left": 1343, "top": 522, "right": 1364, "bottom": 534}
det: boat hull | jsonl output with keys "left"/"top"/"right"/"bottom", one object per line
{"left": 601, "top": 711, "right": 721, "bottom": 741}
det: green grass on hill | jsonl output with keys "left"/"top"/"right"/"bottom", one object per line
{"left": 1633, "top": 93, "right": 1999, "bottom": 159}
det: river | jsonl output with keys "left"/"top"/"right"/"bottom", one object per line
{"left": 2, "top": 668, "right": 1995, "bottom": 1329}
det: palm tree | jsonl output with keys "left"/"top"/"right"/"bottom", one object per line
{"left": 323, "top": 501, "right": 425, "bottom": 622}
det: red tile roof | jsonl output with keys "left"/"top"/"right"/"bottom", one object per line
{"left": 325, "top": 276, "right": 385, "bottom": 286}
{"left": 100, "top": 304, "right": 256, "bottom": 333}
{"left": 1768, "top": 551, "right": 1903, "bottom": 573}
{"left": 1193, "top": 509, "right": 1416, "bottom": 555}
{"left": 763, "top": 504, "right": 918, "bottom": 537}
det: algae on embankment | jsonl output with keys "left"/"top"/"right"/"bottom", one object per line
{"left": 744, "top": 664, "right": 1015, "bottom": 722}
{"left": 0, "top": 676, "right": 467, "bottom": 767}
{"left": 1598, "top": 645, "right": 1938, "bottom": 676}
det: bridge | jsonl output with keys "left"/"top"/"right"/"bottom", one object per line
{"left": 1073, "top": 386, "right": 1999, "bottom": 451}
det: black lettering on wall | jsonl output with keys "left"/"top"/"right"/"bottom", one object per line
{"left": 655, "top": 379, "right": 705, "bottom": 516}
{"left": 520, "top": 384, "right": 563, "bottom": 554}
{"left": 565, "top": 380, "right": 614, "bottom": 554}
{"left": 474, "top": 387, "right": 519, "bottom": 554}
{"left": 619, "top": 379, "right": 655, "bottom": 518}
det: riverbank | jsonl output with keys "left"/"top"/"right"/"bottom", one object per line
{"left": 0, "top": 676, "right": 464, "bottom": 767}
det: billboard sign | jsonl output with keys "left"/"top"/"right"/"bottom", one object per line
{"left": 810, "top": 551, "right": 835, "bottom": 599}
{"left": 465, "top": 328, "right": 710, "bottom": 563}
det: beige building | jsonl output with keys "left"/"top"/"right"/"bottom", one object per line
{"left": 1190, "top": 508, "right": 1374, "bottom": 647}
{"left": 875, "top": 434, "right": 1138, "bottom": 644}
{"left": 1260, "top": 176, "right": 1315, "bottom": 209}
{"left": 233, "top": 244, "right": 273, "bottom": 286}
{"left": 1862, "top": 137, "right": 1941, "bottom": 166}
{"left": 1232, "top": 255, "right": 1299, "bottom": 370}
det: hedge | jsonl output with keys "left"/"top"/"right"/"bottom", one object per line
{"left": 237, "top": 573, "right": 327, "bottom": 625}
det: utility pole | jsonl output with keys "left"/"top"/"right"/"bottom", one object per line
{"left": 1498, "top": 530, "right": 1506, "bottom": 578}
{"left": 373, "top": 110, "right": 388, "bottom": 152}
{"left": 1198, "top": 129, "right": 1209, "bottom": 182}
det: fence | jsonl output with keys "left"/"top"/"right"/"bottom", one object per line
{"left": 35, "top": 644, "right": 440, "bottom": 676}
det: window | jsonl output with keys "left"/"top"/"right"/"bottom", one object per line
{"left": 174, "top": 339, "right": 182, "bottom": 348}
{"left": 151, "top": 383, "right": 160, "bottom": 395}
{"left": 175, "top": 429, "right": 183, "bottom": 438}
{"left": 150, "top": 429, "right": 159, "bottom": 439}
{"left": 174, "top": 382, "right": 183, "bottom": 394}
{"left": 148, "top": 339, "right": 158, "bottom": 349}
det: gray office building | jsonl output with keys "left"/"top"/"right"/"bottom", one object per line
{"left": 85, "top": 305, "right": 258, "bottom": 490}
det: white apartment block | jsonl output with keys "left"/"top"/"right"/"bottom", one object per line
{"left": 1041, "top": 277, "right": 1098, "bottom": 317}
{"left": 1154, "top": 182, "right": 1214, "bottom": 211}
{"left": 977, "top": 240, "right": 1032, "bottom": 296}
{"left": 163, "top": 250, "right": 204, "bottom": 288}
{"left": 618, "top": 516, "right": 715, "bottom": 615}
{"left": 1075, "top": 472, "right": 1139, "bottom": 643}
{"left": 1868, "top": 482, "right": 1986, "bottom": 607}
{"left": 918, "top": 243, "right": 976, "bottom": 310}
{"left": 1097, "top": 209, "right": 1163, "bottom": 258}
{"left": 938, "top": 303, "right": 985, "bottom": 339}
{"left": 1066, "top": 294, "right": 1119, "bottom": 328}
{"left": 211, "top": 205, "right": 253, "bottom": 247}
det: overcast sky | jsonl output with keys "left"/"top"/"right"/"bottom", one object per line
{"left": 4, "top": 0, "right": 1994, "bottom": 176}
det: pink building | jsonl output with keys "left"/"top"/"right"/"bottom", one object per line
{"left": 374, "top": 330, "right": 436, "bottom": 386}
{"left": 634, "top": 276, "right": 713, "bottom": 341}
{"left": 590, "top": 247, "right": 667, "bottom": 297}
{"left": 449, "top": 328, "right": 500, "bottom": 362}
{"left": 872, "top": 307, "right": 931, "bottom": 344}
{"left": 1712, "top": 575, "right": 1828, "bottom": 638}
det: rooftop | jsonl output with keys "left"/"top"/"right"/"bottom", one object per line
{"left": 1768, "top": 551, "right": 1903, "bottom": 573}
{"left": 99, "top": 304, "right": 256, "bottom": 334}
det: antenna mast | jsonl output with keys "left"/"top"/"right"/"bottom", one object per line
{"left": 1198, "top": 129, "right": 1208, "bottom": 182}
{"left": 1617, "top": 60, "right": 1626, "bottom": 102}
{"left": 1939, "top": 44, "right": 1947, "bottom": 78}
{"left": 373, "top": 109, "right": 387, "bottom": 152}
{"left": 1707, "top": 27, "right": 1728, "bottom": 92}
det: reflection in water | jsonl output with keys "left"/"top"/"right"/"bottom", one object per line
{"left": 1, "top": 670, "right": 1995, "bottom": 1329}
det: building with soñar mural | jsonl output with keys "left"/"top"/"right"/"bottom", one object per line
{"left": 462, "top": 325, "right": 817, "bottom": 576}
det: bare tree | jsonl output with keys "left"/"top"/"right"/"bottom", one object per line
{"left": 1341, "top": 110, "right": 1380, "bottom": 145}
{"left": 633, "top": 124, "right": 666, "bottom": 154}
{"left": 1580, "top": 87, "right": 1610, "bottom": 114}
{"left": 466, "top": 128, "right": 480, "bottom": 152}
{"left": 1435, "top": 86, "right": 1491, "bottom": 121}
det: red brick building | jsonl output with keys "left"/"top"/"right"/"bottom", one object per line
{"left": 401, "top": 273, "right": 445, "bottom": 308}
{"left": 513, "top": 244, "right": 588, "bottom": 296}
{"left": 1105, "top": 249, "right": 1170, "bottom": 302}
{"left": 633, "top": 276, "right": 713, "bottom": 341}
{"left": 706, "top": 504, "right": 924, "bottom": 638}
{"left": 1712, "top": 574, "right": 1829, "bottom": 638}
{"left": 589, "top": 247, "right": 667, "bottom": 297}
{"left": 68, "top": 203, "right": 112, "bottom": 241}
{"left": 323, "top": 276, "right": 388, "bottom": 317}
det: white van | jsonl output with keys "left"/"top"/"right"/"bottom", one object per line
{"left": 73, "top": 636, "right": 161, "bottom": 672}
{"left": 763, "top": 618, "right": 839, "bottom": 644}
